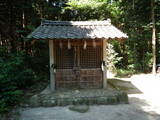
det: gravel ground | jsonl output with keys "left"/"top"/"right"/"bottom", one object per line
{"left": 19, "top": 74, "right": 160, "bottom": 120}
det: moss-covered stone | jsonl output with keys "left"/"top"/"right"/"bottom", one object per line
{"left": 69, "top": 105, "right": 89, "bottom": 113}
{"left": 29, "top": 89, "right": 128, "bottom": 107}
{"left": 29, "top": 95, "right": 41, "bottom": 107}
{"left": 107, "top": 96, "right": 117, "bottom": 104}
{"left": 117, "top": 92, "right": 129, "bottom": 104}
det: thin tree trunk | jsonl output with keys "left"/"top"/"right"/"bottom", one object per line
{"left": 132, "top": 0, "right": 135, "bottom": 9}
{"left": 151, "top": 0, "right": 156, "bottom": 74}
{"left": 22, "top": 10, "right": 26, "bottom": 51}
{"left": 9, "top": 0, "right": 16, "bottom": 52}
{"left": 22, "top": 11, "right": 25, "bottom": 28}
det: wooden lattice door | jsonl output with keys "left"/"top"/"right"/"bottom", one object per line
{"left": 55, "top": 40, "right": 103, "bottom": 89}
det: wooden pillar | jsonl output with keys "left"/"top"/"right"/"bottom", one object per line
{"left": 103, "top": 39, "right": 107, "bottom": 89}
{"left": 49, "top": 40, "right": 55, "bottom": 91}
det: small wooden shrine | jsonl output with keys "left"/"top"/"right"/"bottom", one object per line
{"left": 27, "top": 20, "right": 127, "bottom": 91}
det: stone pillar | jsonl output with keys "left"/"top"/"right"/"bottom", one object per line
{"left": 103, "top": 39, "right": 107, "bottom": 89}
{"left": 49, "top": 40, "right": 55, "bottom": 91}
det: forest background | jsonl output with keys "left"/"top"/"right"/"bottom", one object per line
{"left": 0, "top": 0, "right": 160, "bottom": 113}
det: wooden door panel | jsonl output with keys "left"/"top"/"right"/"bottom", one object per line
{"left": 55, "top": 40, "right": 103, "bottom": 89}
{"left": 55, "top": 68, "right": 102, "bottom": 89}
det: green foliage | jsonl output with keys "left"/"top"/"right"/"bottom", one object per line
{"left": 54, "top": 0, "right": 122, "bottom": 21}
{"left": 63, "top": 1, "right": 109, "bottom": 20}
{"left": 156, "top": 0, "right": 160, "bottom": 63}
{"left": 116, "top": 69, "right": 137, "bottom": 78}
{"left": 106, "top": 42, "right": 122, "bottom": 73}
{"left": 26, "top": 41, "right": 49, "bottom": 82}
{"left": 0, "top": 47, "right": 36, "bottom": 113}
{"left": 115, "top": 0, "right": 157, "bottom": 72}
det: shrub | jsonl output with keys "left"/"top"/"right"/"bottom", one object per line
{"left": 0, "top": 47, "right": 35, "bottom": 113}
{"left": 116, "top": 69, "right": 137, "bottom": 78}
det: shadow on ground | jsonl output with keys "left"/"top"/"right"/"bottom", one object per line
{"left": 19, "top": 96, "right": 160, "bottom": 120}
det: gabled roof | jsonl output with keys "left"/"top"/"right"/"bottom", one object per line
{"left": 27, "top": 20, "right": 128, "bottom": 40}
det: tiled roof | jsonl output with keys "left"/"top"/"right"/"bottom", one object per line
{"left": 27, "top": 20, "right": 128, "bottom": 40}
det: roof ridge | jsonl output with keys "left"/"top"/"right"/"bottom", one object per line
{"left": 41, "top": 20, "right": 111, "bottom": 26}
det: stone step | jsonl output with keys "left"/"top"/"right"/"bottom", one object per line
{"left": 29, "top": 89, "right": 128, "bottom": 107}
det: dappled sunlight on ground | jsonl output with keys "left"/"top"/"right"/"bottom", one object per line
{"left": 20, "top": 73, "right": 160, "bottom": 120}
{"left": 129, "top": 94, "right": 160, "bottom": 115}
{"left": 122, "top": 74, "right": 160, "bottom": 115}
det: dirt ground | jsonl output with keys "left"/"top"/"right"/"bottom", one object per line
{"left": 19, "top": 74, "right": 160, "bottom": 120}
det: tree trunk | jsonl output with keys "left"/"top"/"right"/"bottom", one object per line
{"left": 151, "top": 0, "right": 156, "bottom": 74}
{"left": 9, "top": 0, "right": 16, "bottom": 52}
{"left": 132, "top": 0, "right": 135, "bottom": 9}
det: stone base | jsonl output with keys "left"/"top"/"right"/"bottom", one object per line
{"left": 29, "top": 89, "right": 128, "bottom": 107}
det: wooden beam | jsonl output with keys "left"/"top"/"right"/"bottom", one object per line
{"left": 93, "top": 40, "right": 96, "bottom": 48}
{"left": 83, "top": 40, "right": 87, "bottom": 49}
{"left": 77, "top": 46, "right": 80, "bottom": 67}
{"left": 54, "top": 40, "right": 102, "bottom": 46}
{"left": 103, "top": 39, "right": 107, "bottom": 89}
{"left": 49, "top": 40, "right": 55, "bottom": 91}
{"left": 67, "top": 40, "right": 71, "bottom": 49}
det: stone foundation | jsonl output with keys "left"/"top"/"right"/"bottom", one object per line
{"left": 29, "top": 89, "right": 128, "bottom": 107}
